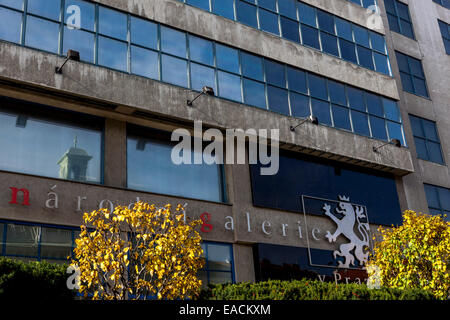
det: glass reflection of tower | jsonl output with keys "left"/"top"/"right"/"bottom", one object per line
{"left": 57, "top": 136, "right": 92, "bottom": 182}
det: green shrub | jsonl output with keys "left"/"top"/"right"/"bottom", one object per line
{"left": 199, "top": 279, "right": 435, "bottom": 300}
{"left": 0, "top": 258, "right": 75, "bottom": 300}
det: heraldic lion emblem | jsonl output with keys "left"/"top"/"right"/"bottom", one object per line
{"left": 323, "top": 195, "right": 370, "bottom": 269}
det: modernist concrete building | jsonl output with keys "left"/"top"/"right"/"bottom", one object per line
{"left": 0, "top": 0, "right": 448, "bottom": 286}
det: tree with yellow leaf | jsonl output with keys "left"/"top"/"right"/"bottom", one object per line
{"left": 366, "top": 210, "right": 450, "bottom": 299}
{"left": 70, "top": 202, "right": 204, "bottom": 300}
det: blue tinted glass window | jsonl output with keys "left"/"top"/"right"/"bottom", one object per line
{"left": 98, "top": 36, "right": 128, "bottom": 71}
{"left": 131, "top": 46, "right": 159, "bottom": 79}
{"left": 130, "top": 16, "right": 158, "bottom": 49}
{"left": 216, "top": 44, "right": 239, "bottom": 73}
{"left": 298, "top": 2, "right": 316, "bottom": 27}
{"left": 161, "top": 54, "right": 188, "bottom": 87}
{"left": 63, "top": 27, "right": 95, "bottom": 63}
{"left": 400, "top": 72, "right": 414, "bottom": 92}
{"left": 0, "top": 0, "right": 23, "bottom": 10}
{"left": 290, "top": 92, "right": 310, "bottom": 118}
{"left": 161, "top": 26, "right": 187, "bottom": 58}
{"left": 317, "top": 10, "right": 335, "bottom": 34}
{"left": 27, "top": 0, "right": 60, "bottom": 21}
{"left": 190, "top": 63, "right": 216, "bottom": 93}
{"left": 370, "top": 116, "right": 387, "bottom": 140}
{"left": 267, "top": 86, "right": 290, "bottom": 116}
{"left": 258, "top": 0, "right": 276, "bottom": 11}
{"left": 428, "top": 142, "right": 444, "bottom": 163}
{"left": 414, "top": 137, "right": 428, "bottom": 160}
{"left": 423, "top": 120, "right": 439, "bottom": 141}
{"left": 212, "top": 0, "right": 234, "bottom": 20}
{"left": 308, "top": 74, "right": 327, "bottom": 100}
{"left": 98, "top": 6, "right": 127, "bottom": 40}
{"left": 374, "top": 52, "right": 390, "bottom": 75}
{"left": 301, "top": 24, "right": 320, "bottom": 49}
{"left": 353, "top": 25, "right": 370, "bottom": 47}
{"left": 218, "top": 71, "right": 242, "bottom": 102}
{"left": 412, "top": 77, "right": 428, "bottom": 97}
{"left": 387, "top": 121, "right": 404, "bottom": 145}
{"left": 311, "top": 98, "right": 331, "bottom": 126}
{"left": 236, "top": 0, "right": 258, "bottom": 28}
{"left": 335, "top": 18, "right": 352, "bottom": 41}
{"left": 347, "top": 87, "right": 365, "bottom": 111}
{"left": 387, "top": 14, "right": 400, "bottom": 33}
{"left": 241, "top": 52, "right": 263, "bottom": 81}
{"left": 351, "top": 110, "right": 370, "bottom": 136}
{"left": 278, "top": 0, "right": 297, "bottom": 20}
{"left": 243, "top": 79, "right": 266, "bottom": 109}
{"left": 339, "top": 38, "right": 357, "bottom": 64}
{"left": 189, "top": 35, "right": 214, "bottom": 66}
{"left": 280, "top": 17, "right": 300, "bottom": 42}
{"left": 366, "top": 93, "right": 383, "bottom": 117}
{"left": 409, "top": 115, "right": 424, "bottom": 137}
{"left": 25, "top": 16, "right": 59, "bottom": 53}
{"left": 357, "top": 45, "right": 374, "bottom": 70}
{"left": 383, "top": 99, "right": 400, "bottom": 122}
{"left": 187, "top": 0, "right": 209, "bottom": 11}
{"left": 424, "top": 184, "right": 440, "bottom": 209}
{"left": 369, "top": 31, "right": 386, "bottom": 53}
{"left": 328, "top": 81, "right": 346, "bottom": 105}
{"left": 259, "top": 8, "right": 280, "bottom": 36}
{"left": 65, "top": 0, "right": 95, "bottom": 31}
{"left": 320, "top": 32, "right": 339, "bottom": 56}
{"left": 0, "top": 7, "right": 22, "bottom": 44}
{"left": 265, "top": 60, "right": 286, "bottom": 87}
{"left": 332, "top": 105, "right": 351, "bottom": 131}
{"left": 287, "top": 67, "right": 307, "bottom": 94}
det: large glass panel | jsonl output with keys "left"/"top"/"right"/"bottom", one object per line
{"left": 369, "top": 116, "right": 387, "bottom": 140}
{"left": 414, "top": 137, "right": 428, "bottom": 160}
{"left": 27, "top": 0, "right": 60, "bottom": 21}
{"left": 0, "top": 7, "right": 22, "bottom": 44}
{"left": 374, "top": 52, "right": 390, "bottom": 75}
{"left": 98, "top": 6, "right": 127, "bottom": 40}
{"left": 328, "top": 81, "right": 346, "bottom": 106}
{"left": 437, "top": 188, "right": 450, "bottom": 210}
{"left": 130, "top": 16, "right": 157, "bottom": 49}
{"left": 424, "top": 184, "right": 440, "bottom": 209}
{"left": 131, "top": 46, "right": 159, "bottom": 79}
{"left": 241, "top": 52, "right": 263, "bottom": 81}
{"left": 278, "top": 0, "right": 297, "bottom": 20}
{"left": 317, "top": 10, "right": 334, "bottom": 34}
{"left": 339, "top": 38, "right": 357, "bottom": 64}
{"left": 290, "top": 92, "right": 310, "bottom": 118}
{"left": 190, "top": 63, "right": 216, "bottom": 93}
{"left": 218, "top": 71, "right": 242, "bottom": 102}
{"left": 243, "top": 79, "right": 266, "bottom": 109}
{"left": 259, "top": 0, "right": 276, "bottom": 11}
{"left": 351, "top": 110, "right": 370, "bottom": 136}
{"left": 236, "top": 0, "right": 258, "bottom": 28}
{"left": 212, "top": 0, "right": 234, "bottom": 20}
{"left": 366, "top": 93, "right": 383, "bottom": 117}
{"left": 207, "top": 243, "right": 232, "bottom": 271}
{"left": 5, "top": 224, "right": 40, "bottom": 257}
{"left": 161, "top": 26, "right": 187, "bottom": 58}
{"left": 357, "top": 45, "right": 374, "bottom": 70}
{"left": 423, "top": 120, "right": 439, "bottom": 141}
{"left": 259, "top": 8, "right": 279, "bottom": 36}
{"left": 320, "top": 32, "right": 339, "bottom": 56}
{"left": 189, "top": 35, "right": 214, "bottom": 66}
{"left": 311, "top": 98, "right": 331, "bottom": 126}
{"left": 409, "top": 115, "right": 425, "bottom": 138}
{"left": 0, "top": 101, "right": 103, "bottom": 183}
{"left": 383, "top": 99, "right": 400, "bottom": 122}
{"left": 280, "top": 17, "right": 299, "bottom": 42}
{"left": 369, "top": 31, "right": 386, "bottom": 53}
{"left": 265, "top": 60, "right": 286, "bottom": 88}
{"left": 353, "top": 25, "right": 370, "bottom": 47}
{"left": 267, "top": 86, "right": 289, "bottom": 116}
{"left": 40, "top": 227, "right": 73, "bottom": 260}
{"left": 187, "top": 0, "right": 209, "bottom": 11}
{"left": 98, "top": 36, "right": 128, "bottom": 72}
{"left": 308, "top": 74, "right": 327, "bottom": 100}
{"left": 0, "top": 0, "right": 23, "bottom": 10}
{"left": 387, "top": 121, "right": 404, "bottom": 146}
{"left": 25, "top": 16, "right": 59, "bottom": 53}
{"left": 298, "top": 2, "right": 316, "bottom": 27}
{"left": 347, "top": 87, "right": 365, "bottom": 111}
{"left": 287, "top": 67, "right": 307, "bottom": 94}
{"left": 335, "top": 18, "right": 352, "bottom": 41}
{"left": 65, "top": 0, "right": 95, "bottom": 31}
{"left": 216, "top": 44, "right": 239, "bottom": 73}
{"left": 127, "top": 131, "right": 224, "bottom": 202}
{"left": 301, "top": 24, "right": 320, "bottom": 49}
{"left": 332, "top": 105, "right": 351, "bottom": 131}
{"left": 161, "top": 54, "right": 188, "bottom": 87}
{"left": 412, "top": 77, "right": 428, "bottom": 97}
{"left": 63, "top": 27, "right": 95, "bottom": 63}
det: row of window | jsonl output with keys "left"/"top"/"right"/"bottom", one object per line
{"left": 0, "top": 220, "right": 234, "bottom": 285}
{"left": 0, "top": 2, "right": 406, "bottom": 144}
{"left": 178, "top": 0, "right": 392, "bottom": 75}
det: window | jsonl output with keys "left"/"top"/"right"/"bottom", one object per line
{"left": 130, "top": 16, "right": 158, "bottom": 49}
{"left": 432, "top": 0, "right": 450, "bottom": 10}
{"left": 0, "top": 7, "right": 22, "bottom": 44}
{"left": 25, "top": 15, "right": 60, "bottom": 53}
{"left": 131, "top": 45, "right": 159, "bottom": 79}
{"left": 236, "top": 0, "right": 258, "bottom": 28}
{"left": 127, "top": 126, "right": 226, "bottom": 203}
{"left": 98, "top": 6, "right": 127, "bottom": 41}
{"left": 98, "top": 36, "right": 127, "bottom": 71}
{"left": 161, "top": 26, "right": 187, "bottom": 58}
{"left": 438, "top": 20, "right": 450, "bottom": 54}
{"left": 409, "top": 115, "right": 444, "bottom": 164}
{"left": 396, "top": 52, "right": 428, "bottom": 98}
{"left": 0, "top": 97, "right": 103, "bottom": 183}
{"left": 161, "top": 54, "right": 188, "bottom": 88}
{"left": 385, "top": 0, "right": 415, "bottom": 39}
{"left": 0, "top": 221, "right": 79, "bottom": 263}
{"left": 243, "top": 79, "right": 266, "bottom": 109}
{"left": 424, "top": 184, "right": 450, "bottom": 221}
{"left": 212, "top": 0, "right": 234, "bottom": 19}
{"left": 199, "top": 242, "right": 234, "bottom": 287}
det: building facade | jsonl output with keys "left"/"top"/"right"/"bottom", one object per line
{"left": 0, "top": 0, "right": 448, "bottom": 286}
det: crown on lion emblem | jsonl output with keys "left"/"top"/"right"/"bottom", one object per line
{"left": 338, "top": 195, "right": 350, "bottom": 202}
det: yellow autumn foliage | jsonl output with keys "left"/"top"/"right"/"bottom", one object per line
{"left": 366, "top": 210, "right": 450, "bottom": 299}
{"left": 70, "top": 202, "right": 204, "bottom": 300}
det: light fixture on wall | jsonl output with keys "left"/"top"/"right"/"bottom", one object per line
{"left": 187, "top": 86, "right": 215, "bottom": 107}
{"left": 290, "top": 114, "right": 319, "bottom": 132}
{"left": 373, "top": 139, "right": 402, "bottom": 152}
{"left": 55, "top": 50, "right": 80, "bottom": 74}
